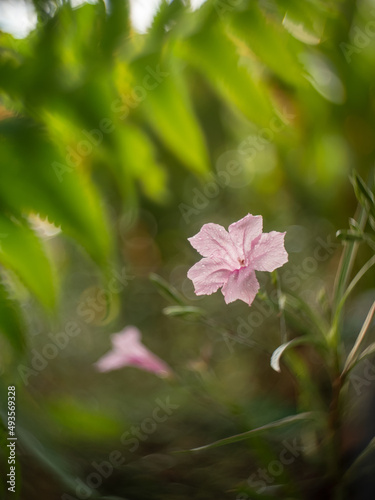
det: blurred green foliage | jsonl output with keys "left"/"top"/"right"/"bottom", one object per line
{"left": 0, "top": 0, "right": 374, "bottom": 498}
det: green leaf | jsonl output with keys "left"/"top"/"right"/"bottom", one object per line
{"left": 331, "top": 202, "right": 368, "bottom": 343}
{"left": 284, "top": 292, "right": 329, "bottom": 338}
{"left": 148, "top": 0, "right": 185, "bottom": 41}
{"left": 163, "top": 305, "right": 206, "bottom": 320}
{"left": 0, "top": 119, "right": 112, "bottom": 268}
{"left": 16, "top": 424, "right": 90, "bottom": 497}
{"left": 47, "top": 397, "right": 123, "bottom": 440}
{"left": 336, "top": 229, "right": 365, "bottom": 242}
{"left": 0, "top": 214, "right": 55, "bottom": 309}
{"left": 0, "top": 282, "right": 25, "bottom": 353}
{"left": 271, "top": 336, "right": 319, "bottom": 372}
{"left": 331, "top": 255, "right": 375, "bottom": 346}
{"left": 149, "top": 273, "right": 186, "bottom": 305}
{"left": 174, "top": 16, "right": 274, "bottom": 127}
{"left": 115, "top": 124, "right": 168, "bottom": 203}
{"left": 342, "top": 301, "right": 375, "bottom": 376}
{"left": 189, "top": 412, "right": 315, "bottom": 452}
{"left": 355, "top": 343, "right": 375, "bottom": 366}
{"left": 278, "top": 0, "right": 330, "bottom": 45}
{"left": 229, "top": 5, "right": 305, "bottom": 87}
{"left": 130, "top": 56, "right": 209, "bottom": 176}
{"left": 344, "top": 436, "right": 375, "bottom": 481}
{"left": 350, "top": 171, "right": 375, "bottom": 211}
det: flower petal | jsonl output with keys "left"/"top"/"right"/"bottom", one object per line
{"left": 187, "top": 257, "right": 232, "bottom": 296}
{"left": 127, "top": 350, "right": 171, "bottom": 376}
{"left": 112, "top": 326, "right": 141, "bottom": 350}
{"left": 250, "top": 231, "right": 288, "bottom": 272}
{"left": 188, "top": 223, "right": 238, "bottom": 266}
{"left": 94, "top": 326, "right": 172, "bottom": 377}
{"left": 221, "top": 267, "right": 260, "bottom": 305}
{"left": 228, "top": 214, "right": 263, "bottom": 258}
{"left": 94, "top": 351, "right": 129, "bottom": 372}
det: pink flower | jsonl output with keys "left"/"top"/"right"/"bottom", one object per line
{"left": 187, "top": 214, "right": 288, "bottom": 306}
{"left": 94, "top": 326, "right": 172, "bottom": 377}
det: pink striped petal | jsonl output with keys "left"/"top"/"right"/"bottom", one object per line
{"left": 188, "top": 223, "right": 239, "bottom": 267}
{"left": 228, "top": 214, "right": 263, "bottom": 260}
{"left": 187, "top": 257, "right": 232, "bottom": 296}
{"left": 221, "top": 267, "right": 260, "bottom": 305}
{"left": 250, "top": 232, "right": 288, "bottom": 272}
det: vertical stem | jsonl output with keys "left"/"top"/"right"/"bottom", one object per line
{"left": 274, "top": 270, "right": 287, "bottom": 344}
{"left": 329, "top": 353, "right": 343, "bottom": 499}
{"left": 332, "top": 204, "right": 367, "bottom": 329}
{"left": 328, "top": 202, "right": 367, "bottom": 497}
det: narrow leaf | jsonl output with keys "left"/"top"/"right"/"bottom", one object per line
{"left": 190, "top": 412, "right": 315, "bottom": 452}
{"left": 271, "top": 337, "right": 318, "bottom": 373}
{"left": 336, "top": 229, "right": 365, "bottom": 242}
{"left": 333, "top": 255, "right": 375, "bottom": 340}
{"left": 350, "top": 171, "right": 375, "bottom": 209}
{"left": 354, "top": 343, "right": 375, "bottom": 367}
{"left": 0, "top": 282, "right": 25, "bottom": 353}
{"left": 149, "top": 273, "right": 186, "bottom": 305}
{"left": 344, "top": 436, "right": 375, "bottom": 480}
{"left": 163, "top": 305, "right": 205, "bottom": 320}
{"left": 175, "top": 18, "right": 274, "bottom": 127}
{"left": 229, "top": 6, "right": 305, "bottom": 87}
{"left": 130, "top": 56, "right": 209, "bottom": 176}
{"left": 343, "top": 301, "right": 375, "bottom": 375}
{"left": 0, "top": 119, "right": 112, "bottom": 268}
{"left": 0, "top": 214, "right": 55, "bottom": 309}
{"left": 332, "top": 202, "right": 368, "bottom": 329}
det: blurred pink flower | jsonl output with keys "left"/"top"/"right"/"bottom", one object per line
{"left": 94, "top": 326, "right": 172, "bottom": 377}
{"left": 187, "top": 214, "right": 288, "bottom": 306}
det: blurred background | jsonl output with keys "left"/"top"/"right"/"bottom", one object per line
{"left": 0, "top": 0, "right": 374, "bottom": 498}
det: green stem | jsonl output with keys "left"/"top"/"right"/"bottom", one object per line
{"left": 332, "top": 204, "right": 368, "bottom": 323}
{"left": 330, "top": 254, "right": 375, "bottom": 347}
{"left": 274, "top": 270, "right": 287, "bottom": 344}
{"left": 342, "top": 301, "right": 375, "bottom": 376}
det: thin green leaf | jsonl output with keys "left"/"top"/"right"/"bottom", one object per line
{"left": 130, "top": 56, "right": 209, "bottom": 176}
{"left": 16, "top": 424, "right": 92, "bottom": 496}
{"left": 190, "top": 412, "right": 315, "bottom": 452}
{"left": 229, "top": 6, "right": 305, "bottom": 87}
{"left": 336, "top": 229, "right": 365, "bottom": 242}
{"left": 271, "top": 337, "right": 319, "bottom": 373}
{"left": 350, "top": 171, "right": 375, "bottom": 210}
{"left": 344, "top": 436, "right": 375, "bottom": 481}
{"left": 342, "top": 301, "right": 375, "bottom": 376}
{"left": 149, "top": 273, "right": 186, "bottom": 305}
{"left": 349, "top": 218, "right": 361, "bottom": 230}
{"left": 331, "top": 201, "right": 369, "bottom": 346}
{"left": 115, "top": 124, "right": 168, "bottom": 203}
{"left": 0, "top": 214, "right": 55, "bottom": 309}
{"left": 174, "top": 17, "right": 274, "bottom": 127}
{"left": 331, "top": 255, "right": 375, "bottom": 346}
{"left": 345, "top": 343, "right": 375, "bottom": 377}
{"left": 0, "top": 119, "right": 112, "bottom": 268}
{"left": 0, "top": 282, "right": 25, "bottom": 353}
{"left": 163, "top": 305, "right": 206, "bottom": 320}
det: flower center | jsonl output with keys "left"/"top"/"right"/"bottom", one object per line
{"left": 238, "top": 258, "right": 245, "bottom": 266}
